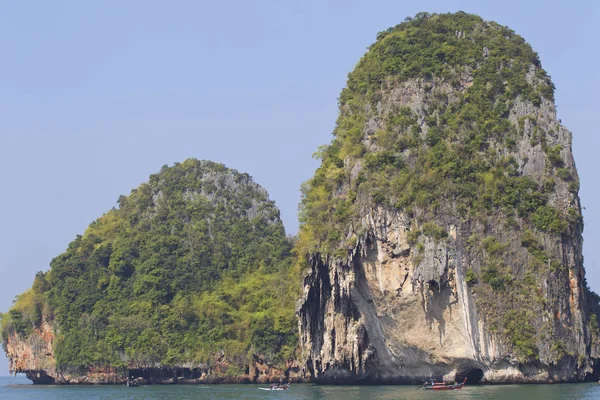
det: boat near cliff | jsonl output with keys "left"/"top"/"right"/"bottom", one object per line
{"left": 421, "top": 377, "right": 467, "bottom": 390}
{"left": 259, "top": 383, "right": 291, "bottom": 391}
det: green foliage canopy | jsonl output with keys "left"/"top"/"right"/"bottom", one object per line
{"left": 298, "top": 12, "right": 575, "bottom": 256}
{"left": 2, "top": 159, "right": 298, "bottom": 372}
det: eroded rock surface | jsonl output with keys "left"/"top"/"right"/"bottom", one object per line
{"left": 297, "top": 13, "right": 599, "bottom": 384}
{"left": 5, "top": 318, "right": 305, "bottom": 384}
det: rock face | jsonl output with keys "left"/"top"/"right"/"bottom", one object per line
{"left": 299, "top": 204, "right": 591, "bottom": 383}
{"left": 4, "top": 318, "right": 57, "bottom": 384}
{"left": 297, "top": 13, "right": 600, "bottom": 384}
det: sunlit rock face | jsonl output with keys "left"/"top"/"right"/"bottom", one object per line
{"left": 297, "top": 12, "right": 599, "bottom": 384}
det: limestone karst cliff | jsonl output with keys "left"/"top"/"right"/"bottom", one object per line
{"left": 296, "top": 12, "right": 600, "bottom": 384}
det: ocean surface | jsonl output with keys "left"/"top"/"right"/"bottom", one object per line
{"left": 1, "top": 375, "right": 600, "bottom": 400}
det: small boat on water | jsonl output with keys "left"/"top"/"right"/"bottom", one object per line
{"left": 259, "top": 383, "right": 291, "bottom": 391}
{"left": 126, "top": 378, "right": 140, "bottom": 388}
{"left": 421, "top": 377, "right": 467, "bottom": 390}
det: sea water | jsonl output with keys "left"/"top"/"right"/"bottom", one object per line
{"left": 1, "top": 375, "right": 599, "bottom": 399}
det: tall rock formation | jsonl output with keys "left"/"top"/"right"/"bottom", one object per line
{"left": 1, "top": 159, "right": 301, "bottom": 384}
{"left": 297, "top": 12, "right": 600, "bottom": 384}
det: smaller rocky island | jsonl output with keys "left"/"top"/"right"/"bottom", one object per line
{"left": 1, "top": 159, "right": 302, "bottom": 384}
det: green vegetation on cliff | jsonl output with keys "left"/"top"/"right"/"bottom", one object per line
{"left": 1, "top": 159, "right": 298, "bottom": 372}
{"left": 299, "top": 12, "right": 574, "bottom": 256}
{"left": 298, "top": 12, "right": 586, "bottom": 362}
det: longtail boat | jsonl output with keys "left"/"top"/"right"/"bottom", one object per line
{"left": 421, "top": 377, "right": 467, "bottom": 390}
{"left": 259, "top": 383, "right": 290, "bottom": 391}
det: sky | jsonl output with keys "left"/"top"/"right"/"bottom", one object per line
{"left": 0, "top": 0, "right": 598, "bottom": 376}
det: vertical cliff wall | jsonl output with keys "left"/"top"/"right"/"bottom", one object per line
{"left": 297, "top": 12, "right": 599, "bottom": 383}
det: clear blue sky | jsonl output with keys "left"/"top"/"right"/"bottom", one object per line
{"left": 1, "top": 1, "right": 598, "bottom": 376}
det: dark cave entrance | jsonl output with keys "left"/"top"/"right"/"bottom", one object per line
{"left": 456, "top": 368, "right": 484, "bottom": 384}
{"left": 427, "top": 280, "right": 439, "bottom": 293}
{"left": 27, "top": 370, "right": 55, "bottom": 385}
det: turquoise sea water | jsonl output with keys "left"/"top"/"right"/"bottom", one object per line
{"left": 1, "top": 376, "right": 600, "bottom": 400}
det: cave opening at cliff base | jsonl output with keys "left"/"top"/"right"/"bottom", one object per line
{"left": 456, "top": 368, "right": 484, "bottom": 385}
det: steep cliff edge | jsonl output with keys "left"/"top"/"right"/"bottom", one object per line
{"left": 297, "top": 12, "right": 600, "bottom": 384}
{"left": 1, "top": 159, "right": 302, "bottom": 384}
